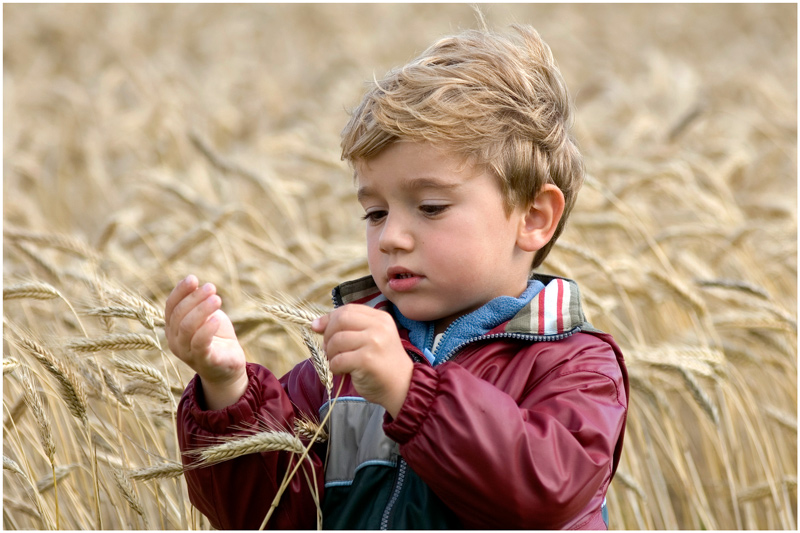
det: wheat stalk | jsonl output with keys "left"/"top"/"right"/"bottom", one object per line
{"left": 4, "top": 356, "right": 21, "bottom": 375}
{"left": 678, "top": 367, "right": 719, "bottom": 425}
{"left": 648, "top": 269, "right": 709, "bottom": 317}
{"left": 124, "top": 382, "right": 172, "bottom": 403}
{"left": 188, "top": 430, "right": 305, "bottom": 467}
{"left": 101, "top": 367, "right": 133, "bottom": 407}
{"left": 695, "top": 278, "right": 770, "bottom": 300}
{"left": 301, "top": 328, "right": 333, "bottom": 396}
{"left": 20, "top": 368, "right": 56, "bottom": 465}
{"left": 3, "top": 455, "right": 27, "bottom": 477}
{"left": 111, "top": 356, "right": 169, "bottom": 389}
{"left": 3, "top": 396, "right": 27, "bottom": 430}
{"left": 36, "top": 464, "right": 77, "bottom": 493}
{"left": 294, "top": 416, "right": 329, "bottom": 443}
{"left": 128, "top": 462, "right": 184, "bottom": 482}
{"left": 3, "top": 495, "right": 41, "bottom": 520}
{"left": 11, "top": 241, "right": 61, "bottom": 282}
{"left": 102, "top": 286, "right": 166, "bottom": 324}
{"left": 111, "top": 468, "right": 148, "bottom": 523}
{"left": 14, "top": 335, "right": 88, "bottom": 425}
{"left": 764, "top": 405, "right": 797, "bottom": 432}
{"left": 85, "top": 305, "right": 166, "bottom": 329}
{"left": 627, "top": 345, "right": 726, "bottom": 379}
{"left": 229, "top": 310, "right": 278, "bottom": 336}
{"left": 713, "top": 313, "right": 796, "bottom": 332}
{"left": 737, "top": 476, "right": 798, "bottom": 502}
{"left": 3, "top": 281, "right": 61, "bottom": 300}
{"left": 4, "top": 227, "right": 99, "bottom": 261}
{"left": 262, "top": 304, "right": 320, "bottom": 326}
{"left": 67, "top": 333, "right": 160, "bottom": 353}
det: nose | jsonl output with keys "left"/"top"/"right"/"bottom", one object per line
{"left": 378, "top": 213, "right": 414, "bottom": 253}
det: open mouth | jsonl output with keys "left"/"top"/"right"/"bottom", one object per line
{"left": 394, "top": 273, "right": 414, "bottom": 279}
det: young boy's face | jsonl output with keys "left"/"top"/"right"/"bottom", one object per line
{"left": 356, "top": 141, "right": 533, "bottom": 333}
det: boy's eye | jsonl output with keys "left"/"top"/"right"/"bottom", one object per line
{"left": 362, "top": 210, "right": 387, "bottom": 224}
{"left": 419, "top": 204, "right": 448, "bottom": 217}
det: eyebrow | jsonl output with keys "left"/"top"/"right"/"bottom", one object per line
{"left": 357, "top": 177, "right": 461, "bottom": 202}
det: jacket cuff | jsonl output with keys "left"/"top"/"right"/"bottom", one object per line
{"left": 184, "top": 363, "right": 267, "bottom": 434}
{"left": 383, "top": 363, "right": 439, "bottom": 444}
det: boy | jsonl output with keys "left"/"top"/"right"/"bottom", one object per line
{"left": 166, "top": 24, "right": 628, "bottom": 529}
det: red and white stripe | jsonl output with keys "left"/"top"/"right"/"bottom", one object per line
{"left": 537, "top": 278, "right": 572, "bottom": 335}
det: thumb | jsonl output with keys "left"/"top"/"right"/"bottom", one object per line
{"left": 311, "top": 313, "right": 330, "bottom": 334}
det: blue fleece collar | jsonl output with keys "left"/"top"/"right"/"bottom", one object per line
{"left": 393, "top": 280, "right": 545, "bottom": 365}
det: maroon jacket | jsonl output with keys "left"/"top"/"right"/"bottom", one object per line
{"left": 177, "top": 274, "right": 628, "bottom": 529}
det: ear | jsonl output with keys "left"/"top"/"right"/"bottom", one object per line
{"left": 516, "top": 184, "right": 566, "bottom": 252}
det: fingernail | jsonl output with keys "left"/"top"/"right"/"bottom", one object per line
{"left": 312, "top": 317, "right": 320, "bottom": 329}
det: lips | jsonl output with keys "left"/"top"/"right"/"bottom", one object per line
{"left": 387, "top": 267, "right": 423, "bottom": 292}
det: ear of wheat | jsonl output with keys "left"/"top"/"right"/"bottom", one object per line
{"left": 13, "top": 334, "right": 88, "bottom": 425}
{"left": 187, "top": 430, "right": 305, "bottom": 467}
{"left": 111, "top": 356, "right": 169, "bottom": 389}
{"left": 294, "top": 416, "right": 329, "bottom": 443}
{"left": 262, "top": 304, "right": 320, "bottom": 326}
{"left": 3, "top": 281, "right": 61, "bottom": 301}
{"left": 20, "top": 368, "right": 56, "bottom": 465}
{"left": 4, "top": 356, "right": 21, "bottom": 375}
{"left": 3, "top": 227, "right": 99, "bottom": 260}
{"left": 36, "top": 464, "right": 77, "bottom": 493}
{"left": 127, "top": 461, "right": 184, "bottom": 482}
{"left": 67, "top": 333, "right": 160, "bottom": 353}
{"left": 301, "top": 328, "right": 332, "bottom": 396}
{"left": 100, "top": 367, "right": 133, "bottom": 407}
{"left": 85, "top": 305, "right": 166, "bottom": 329}
{"left": 111, "top": 468, "right": 148, "bottom": 524}
{"left": 3, "top": 455, "right": 27, "bottom": 478}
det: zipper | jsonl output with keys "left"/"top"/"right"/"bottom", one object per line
{"left": 437, "top": 329, "right": 581, "bottom": 365}
{"left": 380, "top": 457, "right": 408, "bottom": 529}
{"left": 376, "top": 329, "right": 579, "bottom": 528}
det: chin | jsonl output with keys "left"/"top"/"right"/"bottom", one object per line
{"left": 391, "top": 302, "right": 445, "bottom": 323}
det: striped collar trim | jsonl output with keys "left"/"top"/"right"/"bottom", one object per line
{"left": 332, "top": 274, "right": 598, "bottom": 338}
{"left": 505, "top": 276, "right": 595, "bottom": 336}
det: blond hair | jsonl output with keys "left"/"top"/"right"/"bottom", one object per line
{"left": 341, "top": 25, "right": 584, "bottom": 268}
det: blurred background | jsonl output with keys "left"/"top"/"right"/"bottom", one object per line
{"left": 3, "top": 4, "right": 796, "bottom": 530}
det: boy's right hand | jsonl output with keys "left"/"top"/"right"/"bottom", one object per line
{"left": 165, "top": 275, "right": 248, "bottom": 410}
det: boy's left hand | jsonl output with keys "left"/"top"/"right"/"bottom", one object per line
{"left": 312, "top": 305, "right": 413, "bottom": 418}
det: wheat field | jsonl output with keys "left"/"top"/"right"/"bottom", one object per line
{"left": 3, "top": 4, "right": 796, "bottom": 530}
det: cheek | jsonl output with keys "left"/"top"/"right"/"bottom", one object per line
{"left": 365, "top": 232, "right": 383, "bottom": 270}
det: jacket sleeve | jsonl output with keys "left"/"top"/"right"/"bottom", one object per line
{"left": 383, "top": 333, "right": 628, "bottom": 529}
{"left": 177, "top": 361, "right": 327, "bottom": 530}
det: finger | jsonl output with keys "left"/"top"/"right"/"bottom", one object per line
{"left": 189, "top": 309, "right": 223, "bottom": 360}
{"left": 165, "top": 275, "right": 198, "bottom": 326}
{"left": 327, "top": 349, "right": 362, "bottom": 376}
{"left": 170, "top": 282, "right": 217, "bottom": 336}
{"left": 311, "top": 313, "right": 330, "bottom": 334}
{"left": 324, "top": 329, "right": 366, "bottom": 361}
{"left": 319, "top": 305, "right": 375, "bottom": 346}
{"left": 176, "top": 293, "right": 222, "bottom": 349}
